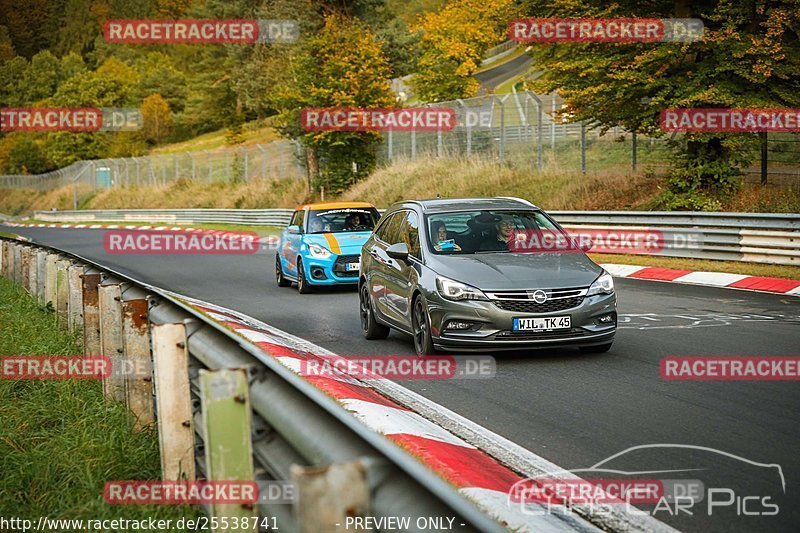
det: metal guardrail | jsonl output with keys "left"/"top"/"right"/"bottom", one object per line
{"left": 0, "top": 236, "right": 506, "bottom": 533}
{"left": 30, "top": 208, "right": 800, "bottom": 265}
{"left": 33, "top": 208, "right": 294, "bottom": 227}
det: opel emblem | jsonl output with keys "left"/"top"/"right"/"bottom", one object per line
{"left": 529, "top": 290, "right": 547, "bottom": 304}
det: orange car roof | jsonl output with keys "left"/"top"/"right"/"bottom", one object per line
{"left": 294, "top": 201, "right": 376, "bottom": 210}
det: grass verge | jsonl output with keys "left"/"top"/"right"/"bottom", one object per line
{"left": 0, "top": 276, "right": 200, "bottom": 523}
{"left": 590, "top": 253, "right": 800, "bottom": 281}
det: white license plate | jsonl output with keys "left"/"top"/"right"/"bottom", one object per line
{"left": 345, "top": 262, "right": 360, "bottom": 271}
{"left": 513, "top": 316, "right": 571, "bottom": 331}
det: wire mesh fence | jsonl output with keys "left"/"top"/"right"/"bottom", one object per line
{"left": 0, "top": 140, "right": 305, "bottom": 192}
{"left": 379, "top": 91, "right": 800, "bottom": 183}
{"left": 378, "top": 90, "right": 674, "bottom": 175}
{"left": 1, "top": 91, "right": 798, "bottom": 194}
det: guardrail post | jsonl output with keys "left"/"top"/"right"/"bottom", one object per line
{"left": 151, "top": 322, "right": 196, "bottom": 481}
{"left": 121, "top": 288, "right": 154, "bottom": 431}
{"left": 199, "top": 369, "right": 255, "bottom": 528}
{"left": 36, "top": 250, "right": 47, "bottom": 303}
{"left": 82, "top": 271, "right": 102, "bottom": 356}
{"left": 44, "top": 253, "right": 60, "bottom": 309}
{"left": 20, "top": 246, "right": 31, "bottom": 292}
{"left": 291, "top": 462, "right": 369, "bottom": 533}
{"left": 27, "top": 248, "right": 38, "bottom": 295}
{"left": 0, "top": 241, "right": 8, "bottom": 279}
{"left": 12, "top": 243, "right": 22, "bottom": 285}
{"left": 68, "top": 264, "right": 85, "bottom": 333}
{"left": 99, "top": 281, "right": 126, "bottom": 402}
{"left": 56, "top": 259, "right": 71, "bottom": 325}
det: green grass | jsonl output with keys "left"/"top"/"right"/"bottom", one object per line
{"left": 0, "top": 277, "right": 200, "bottom": 524}
{"left": 150, "top": 121, "right": 279, "bottom": 155}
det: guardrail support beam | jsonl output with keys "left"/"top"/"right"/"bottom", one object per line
{"left": 151, "top": 322, "right": 196, "bottom": 481}
{"left": 68, "top": 264, "right": 84, "bottom": 333}
{"left": 292, "top": 462, "right": 370, "bottom": 533}
{"left": 199, "top": 368, "right": 256, "bottom": 529}
{"left": 122, "top": 295, "right": 154, "bottom": 431}
{"left": 56, "top": 259, "right": 71, "bottom": 326}
{"left": 99, "top": 282, "right": 125, "bottom": 402}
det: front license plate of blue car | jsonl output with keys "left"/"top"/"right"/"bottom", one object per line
{"left": 345, "top": 262, "right": 360, "bottom": 271}
{"left": 513, "top": 316, "right": 571, "bottom": 331}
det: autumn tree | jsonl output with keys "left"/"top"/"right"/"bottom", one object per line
{"left": 140, "top": 93, "right": 174, "bottom": 145}
{"left": 271, "top": 13, "right": 394, "bottom": 194}
{"left": 412, "top": 0, "right": 518, "bottom": 102}
{"left": 521, "top": 0, "right": 800, "bottom": 207}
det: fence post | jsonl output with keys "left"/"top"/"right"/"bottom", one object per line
{"left": 44, "top": 253, "right": 60, "bottom": 309}
{"left": 36, "top": 250, "right": 47, "bottom": 303}
{"left": 56, "top": 259, "right": 71, "bottom": 326}
{"left": 151, "top": 322, "right": 196, "bottom": 481}
{"left": 580, "top": 121, "right": 587, "bottom": 174}
{"left": 82, "top": 270, "right": 102, "bottom": 357}
{"left": 199, "top": 368, "right": 256, "bottom": 527}
{"left": 121, "top": 287, "right": 154, "bottom": 431}
{"left": 387, "top": 129, "right": 394, "bottom": 161}
{"left": 411, "top": 129, "right": 417, "bottom": 161}
{"left": 292, "top": 462, "right": 370, "bottom": 533}
{"left": 550, "top": 96, "right": 556, "bottom": 150}
{"left": 20, "top": 247, "right": 31, "bottom": 293}
{"left": 99, "top": 281, "right": 126, "bottom": 402}
{"left": 68, "top": 264, "right": 85, "bottom": 333}
{"left": 631, "top": 131, "right": 638, "bottom": 173}
{"left": 244, "top": 152, "right": 249, "bottom": 181}
{"left": 498, "top": 96, "right": 506, "bottom": 163}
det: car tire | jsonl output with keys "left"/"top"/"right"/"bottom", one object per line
{"left": 276, "top": 255, "right": 291, "bottom": 287}
{"left": 296, "top": 257, "right": 312, "bottom": 294}
{"left": 579, "top": 342, "right": 613, "bottom": 353}
{"left": 360, "top": 283, "right": 389, "bottom": 340}
{"left": 412, "top": 295, "right": 436, "bottom": 356}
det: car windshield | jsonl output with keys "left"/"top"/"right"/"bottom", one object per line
{"left": 306, "top": 207, "right": 380, "bottom": 234}
{"left": 426, "top": 209, "right": 565, "bottom": 255}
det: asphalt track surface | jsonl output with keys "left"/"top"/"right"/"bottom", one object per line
{"left": 7, "top": 226, "right": 800, "bottom": 533}
{"left": 475, "top": 53, "right": 534, "bottom": 90}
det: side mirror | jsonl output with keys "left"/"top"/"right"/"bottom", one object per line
{"left": 287, "top": 225, "right": 300, "bottom": 234}
{"left": 386, "top": 242, "right": 410, "bottom": 262}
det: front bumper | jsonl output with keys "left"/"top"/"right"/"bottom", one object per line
{"left": 303, "top": 253, "right": 361, "bottom": 286}
{"left": 426, "top": 291, "right": 617, "bottom": 351}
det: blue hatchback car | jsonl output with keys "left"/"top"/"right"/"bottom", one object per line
{"left": 276, "top": 202, "right": 382, "bottom": 293}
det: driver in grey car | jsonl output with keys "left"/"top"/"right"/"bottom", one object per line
{"left": 479, "top": 214, "right": 515, "bottom": 251}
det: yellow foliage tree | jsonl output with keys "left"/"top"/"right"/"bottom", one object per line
{"left": 412, "top": 0, "right": 518, "bottom": 102}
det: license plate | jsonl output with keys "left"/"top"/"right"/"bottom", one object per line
{"left": 345, "top": 262, "right": 360, "bottom": 271}
{"left": 513, "top": 316, "right": 571, "bottom": 331}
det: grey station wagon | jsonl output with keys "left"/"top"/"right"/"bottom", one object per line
{"left": 358, "top": 198, "right": 617, "bottom": 355}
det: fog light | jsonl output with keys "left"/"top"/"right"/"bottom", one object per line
{"left": 597, "top": 313, "right": 615, "bottom": 324}
{"left": 445, "top": 320, "right": 473, "bottom": 331}
{"left": 311, "top": 267, "right": 326, "bottom": 280}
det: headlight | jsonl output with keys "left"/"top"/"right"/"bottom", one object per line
{"left": 436, "top": 276, "right": 488, "bottom": 301}
{"left": 587, "top": 271, "right": 614, "bottom": 296}
{"left": 307, "top": 243, "right": 332, "bottom": 259}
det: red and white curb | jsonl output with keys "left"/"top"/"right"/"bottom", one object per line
{"left": 3, "top": 221, "right": 278, "bottom": 247}
{"left": 172, "top": 293, "right": 674, "bottom": 533}
{"left": 602, "top": 263, "right": 800, "bottom": 297}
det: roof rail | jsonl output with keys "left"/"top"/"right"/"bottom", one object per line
{"left": 494, "top": 196, "right": 538, "bottom": 208}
